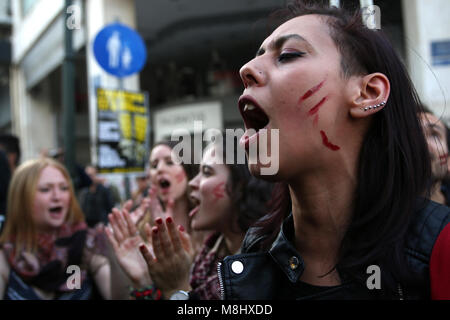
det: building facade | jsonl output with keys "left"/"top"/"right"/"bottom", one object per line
{"left": 0, "top": 0, "right": 11, "bottom": 133}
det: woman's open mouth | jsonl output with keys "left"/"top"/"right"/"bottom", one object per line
{"left": 48, "top": 206, "right": 64, "bottom": 219}
{"left": 188, "top": 195, "right": 200, "bottom": 218}
{"left": 158, "top": 177, "right": 171, "bottom": 194}
{"left": 238, "top": 96, "right": 270, "bottom": 149}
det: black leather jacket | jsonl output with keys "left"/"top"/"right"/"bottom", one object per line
{"left": 218, "top": 199, "right": 450, "bottom": 300}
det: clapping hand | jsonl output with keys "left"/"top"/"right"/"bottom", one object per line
{"left": 120, "top": 186, "right": 164, "bottom": 227}
{"left": 121, "top": 198, "right": 147, "bottom": 226}
{"left": 105, "top": 207, "right": 153, "bottom": 289}
{"left": 139, "top": 212, "right": 195, "bottom": 299}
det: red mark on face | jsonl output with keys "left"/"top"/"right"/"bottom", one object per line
{"left": 440, "top": 153, "right": 448, "bottom": 165}
{"left": 308, "top": 96, "right": 328, "bottom": 116}
{"left": 212, "top": 182, "right": 226, "bottom": 201}
{"left": 299, "top": 80, "right": 326, "bottom": 105}
{"left": 175, "top": 171, "right": 186, "bottom": 183}
{"left": 320, "top": 131, "right": 340, "bottom": 151}
{"left": 313, "top": 115, "right": 319, "bottom": 127}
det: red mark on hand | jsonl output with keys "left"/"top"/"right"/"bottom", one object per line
{"left": 299, "top": 80, "right": 326, "bottom": 105}
{"left": 320, "top": 131, "right": 340, "bottom": 151}
{"left": 308, "top": 96, "right": 328, "bottom": 116}
{"left": 212, "top": 182, "right": 226, "bottom": 201}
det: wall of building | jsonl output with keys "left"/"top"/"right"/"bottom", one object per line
{"left": 9, "top": 65, "right": 56, "bottom": 158}
{"left": 0, "top": 0, "right": 11, "bottom": 132}
{"left": 403, "top": 0, "right": 450, "bottom": 123}
{"left": 10, "top": 0, "right": 87, "bottom": 160}
{"left": 11, "top": 0, "right": 64, "bottom": 64}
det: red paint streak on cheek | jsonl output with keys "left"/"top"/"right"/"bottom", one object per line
{"left": 313, "top": 115, "right": 319, "bottom": 127}
{"left": 175, "top": 171, "right": 186, "bottom": 183}
{"left": 440, "top": 153, "right": 449, "bottom": 165}
{"left": 308, "top": 96, "right": 328, "bottom": 116}
{"left": 320, "top": 130, "right": 340, "bottom": 151}
{"left": 212, "top": 182, "right": 226, "bottom": 201}
{"left": 298, "top": 79, "right": 326, "bottom": 105}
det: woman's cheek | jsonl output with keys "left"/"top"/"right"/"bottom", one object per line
{"left": 31, "top": 203, "right": 44, "bottom": 226}
{"left": 201, "top": 181, "right": 227, "bottom": 208}
{"left": 64, "top": 194, "right": 71, "bottom": 217}
{"left": 212, "top": 182, "right": 226, "bottom": 203}
{"left": 175, "top": 170, "right": 186, "bottom": 184}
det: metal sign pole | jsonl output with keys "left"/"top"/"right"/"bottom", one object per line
{"left": 118, "top": 77, "right": 131, "bottom": 200}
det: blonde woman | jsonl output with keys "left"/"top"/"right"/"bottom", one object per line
{"left": 0, "top": 158, "right": 112, "bottom": 300}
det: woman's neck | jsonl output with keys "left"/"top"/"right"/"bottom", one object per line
{"left": 288, "top": 161, "right": 357, "bottom": 282}
{"left": 222, "top": 230, "right": 245, "bottom": 255}
{"left": 430, "top": 181, "right": 446, "bottom": 204}
{"left": 37, "top": 227, "right": 59, "bottom": 238}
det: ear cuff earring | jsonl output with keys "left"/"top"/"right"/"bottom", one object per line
{"left": 363, "top": 101, "right": 386, "bottom": 112}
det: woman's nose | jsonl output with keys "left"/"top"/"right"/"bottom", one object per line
{"left": 156, "top": 161, "right": 167, "bottom": 172}
{"left": 51, "top": 187, "right": 62, "bottom": 199}
{"left": 240, "top": 59, "right": 266, "bottom": 88}
{"left": 188, "top": 173, "right": 200, "bottom": 190}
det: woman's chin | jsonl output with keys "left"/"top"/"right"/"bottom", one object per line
{"left": 48, "top": 220, "right": 65, "bottom": 229}
{"left": 159, "top": 189, "right": 185, "bottom": 203}
{"left": 191, "top": 217, "right": 209, "bottom": 231}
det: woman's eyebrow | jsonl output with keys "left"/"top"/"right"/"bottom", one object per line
{"left": 256, "top": 34, "right": 314, "bottom": 57}
{"left": 38, "top": 183, "right": 52, "bottom": 187}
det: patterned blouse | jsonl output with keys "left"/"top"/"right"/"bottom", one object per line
{"left": 189, "top": 232, "right": 228, "bottom": 300}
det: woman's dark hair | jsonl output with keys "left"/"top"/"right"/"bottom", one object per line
{"left": 254, "top": 0, "right": 432, "bottom": 295}
{"left": 209, "top": 132, "right": 274, "bottom": 233}
{"left": 0, "top": 134, "right": 21, "bottom": 167}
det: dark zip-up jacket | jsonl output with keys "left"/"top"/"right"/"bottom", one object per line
{"left": 218, "top": 199, "right": 450, "bottom": 300}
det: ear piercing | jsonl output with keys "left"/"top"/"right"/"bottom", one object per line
{"left": 363, "top": 101, "right": 386, "bottom": 111}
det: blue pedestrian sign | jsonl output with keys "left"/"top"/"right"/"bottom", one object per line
{"left": 93, "top": 22, "right": 147, "bottom": 77}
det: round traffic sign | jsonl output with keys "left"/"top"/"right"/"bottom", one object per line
{"left": 93, "top": 22, "right": 147, "bottom": 77}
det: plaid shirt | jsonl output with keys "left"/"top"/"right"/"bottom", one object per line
{"left": 189, "top": 232, "right": 226, "bottom": 300}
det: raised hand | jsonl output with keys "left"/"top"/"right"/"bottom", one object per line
{"left": 139, "top": 216, "right": 194, "bottom": 299}
{"left": 126, "top": 198, "right": 149, "bottom": 226}
{"left": 105, "top": 207, "right": 152, "bottom": 289}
